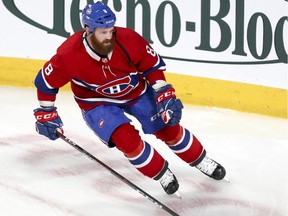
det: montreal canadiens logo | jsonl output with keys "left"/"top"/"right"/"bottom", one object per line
{"left": 86, "top": 8, "right": 92, "bottom": 15}
{"left": 96, "top": 76, "right": 135, "bottom": 98}
{"left": 98, "top": 119, "right": 104, "bottom": 128}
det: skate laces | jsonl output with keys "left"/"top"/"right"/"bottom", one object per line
{"left": 159, "top": 169, "right": 175, "bottom": 187}
{"left": 196, "top": 156, "right": 218, "bottom": 175}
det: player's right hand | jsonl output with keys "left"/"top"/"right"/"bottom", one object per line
{"left": 33, "top": 107, "right": 63, "bottom": 140}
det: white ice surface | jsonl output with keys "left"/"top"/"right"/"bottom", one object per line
{"left": 0, "top": 86, "right": 287, "bottom": 216}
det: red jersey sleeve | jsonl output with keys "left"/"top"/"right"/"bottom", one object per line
{"left": 34, "top": 53, "right": 71, "bottom": 101}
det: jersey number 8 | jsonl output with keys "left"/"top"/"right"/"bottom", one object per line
{"left": 44, "top": 63, "right": 54, "bottom": 76}
{"left": 146, "top": 45, "right": 156, "bottom": 57}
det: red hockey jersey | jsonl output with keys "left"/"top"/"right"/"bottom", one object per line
{"left": 34, "top": 27, "right": 166, "bottom": 110}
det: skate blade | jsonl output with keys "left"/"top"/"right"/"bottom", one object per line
{"left": 223, "top": 177, "right": 230, "bottom": 182}
{"left": 174, "top": 191, "right": 182, "bottom": 199}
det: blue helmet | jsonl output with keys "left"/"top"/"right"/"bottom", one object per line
{"left": 82, "top": 1, "right": 116, "bottom": 32}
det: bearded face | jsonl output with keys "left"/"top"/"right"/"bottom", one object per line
{"left": 87, "top": 27, "right": 115, "bottom": 56}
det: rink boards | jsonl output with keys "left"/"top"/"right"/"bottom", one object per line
{"left": 0, "top": 56, "right": 287, "bottom": 118}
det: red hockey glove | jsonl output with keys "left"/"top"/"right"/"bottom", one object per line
{"left": 153, "top": 84, "right": 184, "bottom": 125}
{"left": 34, "top": 107, "right": 63, "bottom": 140}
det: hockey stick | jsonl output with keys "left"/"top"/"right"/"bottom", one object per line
{"left": 56, "top": 131, "right": 180, "bottom": 216}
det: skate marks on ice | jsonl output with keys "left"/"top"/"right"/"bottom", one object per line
{"left": 0, "top": 133, "right": 284, "bottom": 216}
{"left": 171, "top": 176, "right": 282, "bottom": 216}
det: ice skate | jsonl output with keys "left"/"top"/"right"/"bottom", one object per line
{"left": 195, "top": 155, "right": 226, "bottom": 180}
{"left": 159, "top": 168, "right": 179, "bottom": 195}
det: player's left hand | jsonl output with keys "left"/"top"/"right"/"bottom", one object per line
{"left": 153, "top": 84, "right": 184, "bottom": 125}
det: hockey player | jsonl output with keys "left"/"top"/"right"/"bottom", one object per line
{"left": 33, "top": 1, "right": 226, "bottom": 195}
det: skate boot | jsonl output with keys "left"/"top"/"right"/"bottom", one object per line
{"left": 159, "top": 168, "right": 179, "bottom": 195}
{"left": 194, "top": 155, "right": 226, "bottom": 180}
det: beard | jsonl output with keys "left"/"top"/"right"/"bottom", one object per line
{"left": 90, "top": 35, "right": 114, "bottom": 56}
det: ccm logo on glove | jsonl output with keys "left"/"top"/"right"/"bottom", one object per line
{"left": 34, "top": 110, "right": 58, "bottom": 122}
{"left": 156, "top": 88, "right": 176, "bottom": 104}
